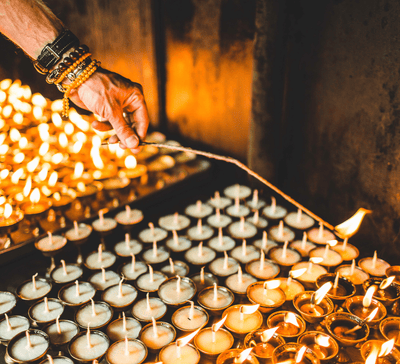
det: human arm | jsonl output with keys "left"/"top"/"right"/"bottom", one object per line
{"left": 0, "top": 0, "right": 148, "bottom": 152}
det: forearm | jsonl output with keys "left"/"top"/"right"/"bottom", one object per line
{"left": 0, "top": 0, "right": 63, "bottom": 59}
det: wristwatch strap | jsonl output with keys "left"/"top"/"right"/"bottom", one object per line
{"left": 34, "top": 29, "right": 79, "bottom": 74}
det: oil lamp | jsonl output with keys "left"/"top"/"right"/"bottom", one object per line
{"left": 225, "top": 266, "right": 257, "bottom": 296}
{"left": 362, "top": 277, "right": 400, "bottom": 308}
{"left": 102, "top": 280, "right": 138, "bottom": 311}
{"left": 291, "top": 258, "right": 327, "bottom": 290}
{"left": 158, "top": 212, "right": 190, "bottom": 231}
{"left": 307, "top": 222, "right": 335, "bottom": 245}
{"left": 27, "top": 297, "right": 64, "bottom": 327}
{"left": 263, "top": 196, "right": 287, "bottom": 220}
{"left": 160, "top": 258, "right": 189, "bottom": 278}
{"left": 106, "top": 313, "right": 142, "bottom": 342}
{"left": 315, "top": 272, "right": 356, "bottom": 303}
{"left": 247, "top": 280, "right": 286, "bottom": 313}
{"left": 187, "top": 218, "right": 214, "bottom": 241}
{"left": 135, "top": 265, "right": 167, "bottom": 293}
{"left": 224, "top": 184, "right": 252, "bottom": 200}
{"left": 115, "top": 205, "right": 144, "bottom": 231}
{"left": 223, "top": 304, "right": 263, "bottom": 338}
{"left": 276, "top": 268, "right": 307, "bottom": 302}
{"left": 190, "top": 267, "right": 219, "bottom": 293}
{"left": 359, "top": 251, "right": 390, "bottom": 277}
{"left": 245, "top": 251, "right": 280, "bottom": 280}
{"left": 106, "top": 338, "right": 148, "bottom": 364}
{"left": 197, "top": 284, "right": 235, "bottom": 316}
{"left": 308, "top": 239, "right": 343, "bottom": 269}
{"left": 284, "top": 208, "right": 315, "bottom": 231}
{"left": 207, "top": 208, "right": 233, "bottom": 229}
{"left": 297, "top": 332, "right": 339, "bottom": 363}
{"left": 42, "top": 317, "right": 79, "bottom": 348}
{"left": 208, "top": 227, "right": 236, "bottom": 252}
{"left": 271, "top": 343, "right": 321, "bottom": 364}
{"left": 74, "top": 300, "right": 114, "bottom": 330}
{"left": 139, "top": 320, "right": 176, "bottom": 353}
{"left": 386, "top": 266, "right": 400, "bottom": 284}
{"left": 0, "top": 291, "right": 17, "bottom": 317}
{"left": 68, "top": 328, "right": 110, "bottom": 363}
{"left": 269, "top": 242, "right": 302, "bottom": 271}
{"left": 253, "top": 231, "right": 278, "bottom": 254}
{"left": 0, "top": 314, "right": 30, "bottom": 346}
{"left": 157, "top": 276, "right": 196, "bottom": 306}
{"left": 266, "top": 311, "right": 306, "bottom": 340}
{"left": 360, "top": 339, "right": 400, "bottom": 364}
{"left": 228, "top": 216, "right": 257, "bottom": 239}
{"left": 230, "top": 239, "right": 260, "bottom": 264}
{"left": 217, "top": 348, "right": 260, "bottom": 364}
{"left": 21, "top": 188, "right": 51, "bottom": 236}
{"left": 171, "top": 301, "right": 209, "bottom": 333}
{"left": 208, "top": 191, "right": 232, "bottom": 210}
{"left": 209, "top": 252, "right": 239, "bottom": 277}
{"left": 269, "top": 220, "right": 295, "bottom": 243}
{"left": 0, "top": 203, "right": 23, "bottom": 249}
{"left": 331, "top": 238, "right": 359, "bottom": 261}
{"left": 131, "top": 293, "right": 167, "bottom": 322}
{"left": 335, "top": 259, "right": 370, "bottom": 288}
{"left": 65, "top": 221, "right": 92, "bottom": 264}
{"left": 380, "top": 317, "right": 400, "bottom": 349}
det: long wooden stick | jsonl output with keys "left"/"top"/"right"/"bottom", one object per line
{"left": 137, "top": 141, "right": 335, "bottom": 231}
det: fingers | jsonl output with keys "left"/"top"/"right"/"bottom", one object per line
{"left": 92, "top": 120, "right": 113, "bottom": 132}
{"left": 108, "top": 109, "right": 140, "bottom": 151}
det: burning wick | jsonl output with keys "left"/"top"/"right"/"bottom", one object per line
{"left": 173, "top": 230, "right": 179, "bottom": 246}
{"left": 151, "top": 317, "right": 158, "bottom": 339}
{"left": 61, "top": 259, "right": 67, "bottom": 276}
{"left": 44, "top": 297, "right": 49, "bottom": 313}
{"left": 25, "top": 330, "right": 32, "bottom": 349}
{"left": 118, "top": 276, "right": 125, "bottom": 298}
{"left": 344, "top": 307, "right": 379, "bottom": 335}
{"left": 149, "top": 222, "right": 155, "bottom": 236}
{"left": 200, "top": 267, "right": 205, "bottom": 284}
{"left": 90, "top": 298, "right": 97, "bottom": 317}
{"left": 287, "top": 268, "right": 307, "bottom": 286}
{"left": 87, "top": 324, "right": 92, "bottom": 348}
{"left": 98, "top": 244, "right": 103, "bottom": 263}
{"left": 126, "top": 205, "right": 131, "bottom": 218}
{"left": 212, "top": 315, "right": 227, "bottom": 343}
{"left": 169, "top": 258, "right": 175, "bottom": 274}
{"left": 101, "top": 267, "right": 106, "bottom": 283}
{"left": 75, "top": 280, "right": 80, "bottom": 297}
{"left": 130, "top": 253, "right": 136, "bottom": 274}
{"left": 234, "top": 348, "right": 254, "bottom": 363}
{"left": 295, "top": 346, "right": 307, "bottom": 364}
{"left": 5, "top": 314, "right": 11, "bottom": 331}
{"left": 263, "top": 280, "right": 281, "bottom": 295}
{"left": 197, "top": 219, "right": 203, "bottom": 235}
{"left": 99, "top": 210, "right": 104, "bottom": 226}
{"left": 125, "top": 233, "right": 130, "bottom": 249}
{"left": 152, "top": 241, "right": 158, "bottom": 258}
{"left": 311, "top": 282, "right": 333, "bottom": 305}
{"left": 149, "top": 265, "right": 154, "bottom": 283}
{"left": 56, "top": 315, "right": 61, "bottom": 334}
{"left": 363, "top": 285, "right": 377, "bottom": 308}
{"left": 223, "top": 251, "right": 229, "bottom": 270}
{"left": 32, "top": 273, "right": 38, "bottom": 291}
{"left": 176, "top": 328, "right": 201, "bottom": 359}
{"left": 239, "top": 304, "right": 259, "bottom": 322}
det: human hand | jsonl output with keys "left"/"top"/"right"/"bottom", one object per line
{"left": 67, "top": 67, "right": 149, "bottom": 153}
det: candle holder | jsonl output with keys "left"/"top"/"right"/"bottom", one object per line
{"left": 6, "top": 329, "right": 50, "bottom": 364}
{"left": 316, "top": 273, "right": 356, "bottom": 303}
{"left": 131, "top": 296, "right": 167, "bottom": 323}
{"left": 115, "top": 207, "right": 144, "bottom": 232}
{"left": 386, "top": 266, "right": 400, "bottom": 284}
{"left": 42, "top": 319, "right": 79, "bottom": 348}
{"left": 16, "top": 277, "right": 52, "bottom": 303}
{"left": 293, "top": 291, "right": 334, "bottom": 324}
{"left": 135, "top": 270, "right": 167, "bottom": 294}
{"left": 27, "top": 297, "right": 64, "bottom": 327}
{"left": 0, "top": 291, "right": 17, "bottom": 317}
{"left": 65, "top": 222, "right": 92, "bottom": 265}
{"left": 74, "top": 300, "right": 114, "bottom": 330}
{"left": 222, "top": 304, "right": 263, "bottom": 339}
{"left": 106, "top": 338, "right": 148, "bottom": 364}
{"left": 297, "top": 331, "right": 339, "bottom": 363}
{"left": 360, "top": 339, "right": 400, "bottom": 364}
{"left": 50, "top": 263, "right": 83, "bottom": 285}
{"left": 291, "top": 262, "right": 328, "bottom": 290}
{"left": 106, "top": 316, "right": 142, "bottom": 342}
{"left": 197, "top": 286, "right": 235, "bottom": 316}
{"left": 268, "top": 246, "right": 302, "bottom": 273}
{"left": 171, "top": 305, "right": 209, "bottom": 333}
{"left": 245, "top": 258, "right": 280, "bottom": 281}
{"left": 358, "top": 256, "right": 390, "bottom": 277}
{"left": 362, "top": 278, "right": 400, "bottom": 308}
{"left": 34, "top": 234, "right": 67, "bottom": 277}
{"left": 0, "top": 206, "right": 23, "bottom": 250}
{"left": 88, "top": 269, "right": 120, "bottom": 291}
{"left": 39, "top": 356, "right": 74, "bottom": 364}
{"left": 345, "top": 295, "right": 387, "bottom": 327}
{"left": 21, "top": 198, "right": 51, "bottom": 237}
{"left": 194, "top": 327, "right": 234, "bottom": 358}
{"left": 68, "top": 329, "right": 110, "bottom": 363}
{"left": 161, "top": 260, "right": 189, "bottom": 278}
{"left": 247, "top": 282, "right": 286, "bottom": 314}
{"left": 379, "top": 317, "right": 400, "bottom": 349}
{"left": 139, "top": 321, "right": 176, "bottom": 353}
{"left": 335, "top": 264, "right": 370, "bottom": 292}
{"left": 57, "top": 281, "right": 96, "bottom": 307}
{"left": 272, "top": 343, "right": 321, "bottom": 364}
{"left": 102, "top": 282, "right": 138, "bottom": 312}
{"left": 217, "top": 348, "right": 261, "bottom": 364}
{"left": 0, "top": 315, "right": 30, "bottom": 347}
{"left": 275, "top": 277, "right": 305, "bottom": 303}
{"left": 266, "top": 311, "right": 306, "bottom": 341}
{"left": 243, "top": 329, "right": 285, "bottom": 364}
{"left": 159, "top": 342, "right": 200, "bottom": 364}
{"left": 158, "top": 276, "right": 196, "bottom": 307}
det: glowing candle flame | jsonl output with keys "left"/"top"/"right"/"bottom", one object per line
{"left": 0, "top": 144, "right": 8, "bottom": 155}
{"left": 59, "top": 132, "right": 68, "bottom": 148}
{"left": 31, "top": 93, "right": 47, "bottom": 107}
{"left": 212, "top": 315, "right": 227, "bottom": 332}
{"left": 366, "top": 307, "right": 379, "bottom": 322}
{"left": 27, "top": 157, "right": 40, "bottom": 173}
{"left": 10, "top": 128, "right": 21, "bottom": 142}
{"left": 290, "top": 268, "right": 307, "bottom": 279}
{"left": 176, "top": 327, "right": 201, "bottom": 347}
{"left": 239, "top": 304, "right": 260, "bottom": 315}
{"left": 380, "top": 276, "right": 395, "bottom": 290}
{"left": 234, "top": 348, "right": 253, "bottom": 364}
{"left": 64, "top": 122, "right": 74, "bottom": 135}
{"left": 295, "top": 346, "right": 307, "bottom": 363}
{"left": 0, "top": 169, "right": 9, "bottom": 179}
{"left": 315, "top": 334, "right": 330, "bottom": 347}
{"left": 264, "top": 280, "right": 281, "bottom": 290}
{"left": 38, "top": 166, "right": 48, "bottom": 182}
{"left": 284, "top": 312, "right": 300, "bottom": 327}
{"left": 365, "top": 345, "right": 379, "bottom": 364}
{"left": 51, "top": 112, "right": 62, "bottom": 127}
{"left": 379, "top": 339, "right": 395, "bottom": 357}
{"left": 74, "top": 162, "right": 84, "bottom": 179}
{"left": 77, "top": 182, "right": 86, "bottom": 192}
{"left": 51, "top": 153, "right": 63, "bottom": 164}
{"left": 363, "top": 286, "right": 377, "bottom": 308}
{"left": 11, "top": 168, "right": 24, "bottom": 184}
{"left": 18, "top": 137, "right": 28, "bottom": 149}
{"left": 310, "top": 257, "right": 323, "bottom": 264}
{"left": 92, "top": 151, "right": 104, "bottom": 170}
{"left": 327, "top": 240, "right": 338, "bottom": 247}
{"left": 23, "top": 176, "right": 32, "bottom": 197}
{"left": 13, "top": 152, "right": 25, "bottom": 164}
{"left": 125, "top": 155, "right": 137, "bottom": 169}
{"left": 335, "top": 208, "right": 372, "bottom": 238}
{"left": 39, "top": 142, "right": 49, "bottom": 156}
{"left": 4, "top": 204, "right": 12, "bottom": 219}
{"left": 30, "top": 188, "right": 40, "bottom": 204}
{"left": 48, "top": 171, "right": 58, "bottom": 187}
{"left": 260, "top": 327, "right": 278, "bottom": 342}
{"left": 72, "top": 141, "right": 83, "bottom": 154}
{"left": 313, "top": 282, "right": 333, "bottom": 305}
{"left": 38, "top": 123, "right": 50, "bottom": 141}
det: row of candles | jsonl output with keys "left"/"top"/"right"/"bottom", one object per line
{"left": 0, "top": 182, "right": 399, "bottom": 364}
{"left": 0, "top": 78, "right": 202, "bottom": 248}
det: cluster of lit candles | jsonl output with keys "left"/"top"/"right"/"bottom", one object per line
{"left": 0, "top": 180, "right": 399, "bottom": 364}
{"left": 0, "top": 78, "right": 202, "bottom": 250}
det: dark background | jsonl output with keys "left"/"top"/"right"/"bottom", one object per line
{"left": 1, "top": 0, "right": 400, "bottom": 263}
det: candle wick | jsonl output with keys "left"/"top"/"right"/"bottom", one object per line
{"left": 56, "top": 315, "right": 61, "bottom": 334}
{"left": 130, "top": 254, "right": 135, "bottom": 273}
{"left": 5, "top": 314, "right": 11, "bottom": 331}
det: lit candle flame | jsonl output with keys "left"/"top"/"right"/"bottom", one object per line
{"left": 380, "top": 276, "right": 395, "bottom": 290}
{"left": 74, "top": 162, "right": 84, "bottom": 179}
{"left": 239, "top": 304, "right": 260, "bottom": 315}
{"left": 289, "top": 268, "right": 307, "bottom": 279}
{"left": 38, "top": 166, "right": 48, "bottom": 182}
{"left": 212, "top": 315, "right": 227, "bottom": 332}
{"left": 366, "top": 307, "right": 379, "bottom": 322}
{"left": 29, "top": 188, "right": 40, "bottom": 204}
{"left": 77, "top": 182, "right": 86, "bottom": 192}
{"left": 260, "top": 327, "right": 278, "bottom": 342}
{"left": 13, "top": 152, "right": 25, "bottom": 164}
{"left": 295, "top": 346, "right": 307, "bottom": 363}
{"left": 379, "top": 339, "right": 395, "bottom": 357}
{"left": 327, "top": 239, "right": 338, "bottom": 247}
{"left": 176, "top": 327, "right": 201, "bottom": 347}
{"left": 310, "top": 257, "right": 323, "bottom": 264}
{"left": 313, "top": 282, "right": 333, "bottom": 305}
{"left": 363, "top": 286, "right": 377, "bottom": 308}
{"left": 284, "top": 312, "right": 300, "bottom": 327}
{"left": 234, "top": 348, "right": 253, "bottom": 364}
{"left": 4, "top": 204, "right": 12, "bottom": 219}
{"left": 365, "top": 345, "right": 379, "bottom": 364}
{"left": 23, "top": 176, "right": 32, "bottom": 197}
{"left": 91, "top": 150, "right": 104, "bottom": 169}
{"left": 335, "top": 208, "right": 372, "bottom": 238}
{"left": 125, "top": 155, "right": 137, "bottom": 169}
{"left": 59, "top": 133, "right": 68, "bottom": 148}
{"left": 11, "top": 168, "right": 23, "bottom": 184}
{"left": 263, "top": 280, "right": 281, "bottom": 290}
{"left": 315, "top": 334, "right": 330, "bottom": 347}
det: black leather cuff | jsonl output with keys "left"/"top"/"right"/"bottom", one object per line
{"left": 34, "top": 29, "right": 79, "bottom": 74}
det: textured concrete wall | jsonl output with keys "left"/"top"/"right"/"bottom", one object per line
{"left": 252, "top": 0, "right": 400, "bottom": 262}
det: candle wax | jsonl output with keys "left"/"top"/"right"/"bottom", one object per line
{"left": 92, "top": 217, "right": 117, "bottom": 232}
{"left": 248, "top": 285, "right": 285, "bottom": 306}
{"left": 185, "top": 202, "right": 213, "bottom": 219}
{"left": 138, "top": 226, "right": 168, "bottom": 243}
{"left": 186, "top": 224, "right": 214, "bottom": 241}
{"left": 185, "top": 246, "right": 216, "bottom": 265}
{"left": 299, "top": 303, "right": 325, "bottom": 316}
{"left": 85, "top": 251, "right": 116, "bottom": 270}
{"left": 290, "top": 240, "right": 316, "bottom": 258}
{"left": 190, "top": 273, "right": 218, "bottom": 293}
{"left": 270, "top": 248, "right": 301, "bottom": 266}
{"left": 59, "top": 282, "right": 95, "bottom": 305}
{"left": 198, "top": 287, "right": 234, "bottom": 309}
{"left": 65, "top": 224, "right": 92, "bottom": 241}
{"left": 269, "top": 225, "right": 295, "bottom": 242}
{"left": 276, "top": 278, "right": 304, "bottom": 301}
{"left": 226, "top": 204, "right": 251, "bottom": 218}
{"left": 88, "top": 270, "right": 120, "bottom": 291}
{"left": 160, "top": 344, "right": 200, "bottom": 364}
{"left": 207, "top": 213, "right": 232, "bottom": 228}
{"left": 253, "top": 342, "right": 276, "bottom": 358}
{"left": 142, "top": 246, "right": 170, "bottom": 264}
{"left": 9, "top": 332, "right": 49, "bottom": 362}
{"left": 36, "top": 235, "right": 66, "bottom": 252}
{"left": 18, "top": 280, "right": 51, "bottom": 300}
{"left": 44, "top": 320, "right": 79, "bottom": 346}
{"left": 107, "top": 339, "right": 147, "bottom": 364}
{"left": 0, "top": 316, "right": 29, "bottom": 341}
{"left": 166, "top": 236, "right": 192, "bottom": 252}
{"left": 246, "top": 259, "right": 280, "bottom": 280}
{"left": 158, "top": 278, "right": 195, "bottom": 305}
{"left": 158, "top": 214, "right": 190, "bottom": 231}
{"left": 30, "top": 300, "right": 64, "bottom": 323}
{"left": 102, "top": 284, "right": 138, "bottom": 307}
{"left": 309, "top": 247, "right": 343, "bottom": 267}
{"left": 307, "top": 227, "right": 335, "bottom": 244}
{"left": 195, "top": 328, "right": 233, "bottom": 355}
{"left": 51, "top": 264, "right": 83, "bottom": 283}
{"left": 284, "top": 212, "right": 314, "bottom": 230}
{"left": 106, "top": 317, "right": 142, "bottom": 342}
{"left": 225, "top": 273, "right": 257, "bottom": 294}
{"left": 75, "top": 302, "right": 112, "bottom": 328}
{"left": 172, "top": 306, "right": 208, "bottom": 331}
{"left": 69, "top": 332, "right": 109, "bottom": 360}
{"left": 207, "top": 195, "right": 232, "bottom": 210}
{"left": 136, "top": 271, "right": 167, "bottom": 292}
{"left": 115, "top": 209, "right": 143, "bottom": 226}
{"left": 359, "top": 258, "right": 390, "bottom": 277}
{"left": 253, "top": 238, "right": 278, "bottom": 254}
{"left": 276, "top": 321, "right": 300, "bottom": 336}
{"left": 161, "top": 261, "right": 188, "bottom": 277}
{"left": 120, "top": 261, "right": 147, "bottom": 281}
{"left": 0, "top": 292, "right": 16, "bottom": 314}
{"left": 224, "top": 306, "right": 262, "bottom": 334}
{"left": 332, "top": 243, "right": 359, "bottom": 261}
{"left": 224, "top": 184, "right": 252, "bottom": 199}
{"left": 209, "top": 257, "right": 239, "bottom": 277}
{"left": 230, "top": 245, "right": 260, "bottom": 264}
{"left": 132, "top": 297, "right": 167, "bottom": 321}
{"left": 114, "top": 239, "right": 143, "bottom": 257}
{"left": 335, "top": 265, "right": 369, "bottom": 285}
{"left": 227, "top": 221, "right": 257, "bottom": 239}
{"left": 291, "top": 262, "right": 327, "bottom": 283}
{"left": 263, "top": 205, "right": 287, "bottom": 220}
{"left": 140, "top": 324, "right": 175, "bottom": 350}
{"left": 208, "top": 235, "right": 236, "bottom": 252}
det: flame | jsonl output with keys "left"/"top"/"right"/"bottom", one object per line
{"left": 38, "top": 123, "right": 49, "bottom": 141}
{"left": 51, "top": 112, "right": 62, "bottom": 127}
{"left": 4, "top": 204, "right": 12, "bottom": 219}
{"left": 0, "top": 144, "right": 8, "bottom": 155}
{"left": 9, "top": 128, "right": 21, "bottom": 142}
{"left": 0, "top": 90, "right": 5, "bottom": 103}
{"left": 335, "top": 208, "right": 372, "bottom": 238}
{"left": 48, "top": 171, "right": 58, "bottom": 187}
{"left": 116, "top": 147, "right": 125, "bottom": 158}
{"left": 379, "top": 339, "right": 395, "bottom": 357}
{"left": 31, "top": 93, "right": 47, "bottom": 107}
{"left": 176, "top": 327, "right": 201, "bottom": 347}
{"left": 234, "top": 348, "right": 253, "bottom": 364}
{"left": 365, "top": 345, "right": 379, "bottom": 364}
{"left": 27, "top": 157, "right": 40, "bottom": 173}
{"left": 92, "top": 152, "right": 104, "bottom": 170}
{"left": 314, "top": 282, "right": 333, "bottom": 305}
{"left": 0, "top": 133, "right": 6, "bottom": 144}
{"left": 51, "top": 100, "right": 63, "bottom": 112}
{"left": 0, "top": 169, "right": 9, "bottom": 179}
{"left": 310, "top": 257, "right": 323, "bottom": 264}
{"left": 327, "top": 240, "right": 338, "bottom": 247}
{"left": 74, "top": 162, "right": 84, "bottom": 179}
{"left": 59, "top": 133, "right": 68, "bottom": 148}
{"left": 363, "top": 286, "right": 377, "bottom": 308}
{"left": 75, "top": 132, "right": 87, "bottom": 143}
{"left": 30, "top": 188, "right": 40, "bottom": 204}
{"left": 260, "top": 327, "right": 278, "bottom": 342}
{"left": 39, "top": 142, "right": 50, "bottom": 156}
{"left": 11, "top": 168, "right": 24, "bottom": 184}
{"left": 239, "top": 304, "right": 260, "bottom": 314}
{"left": 212, "top": 315, "right": 227, "bottom": 333}
{"left": 92, "top": 135, "right": 101, "bottom": 148}
{"left": 18, "top": 137, "right": 28, "bottom": 149}
{"left": 33, "top": 106, "right": 43, "bottom": 119}
{"left": 51, "top": 153, "right": 63, "bottom": 164}
{"left": 23, "top": 176, "right": 32, "bottom": 197}
{"left": 13, "top": 152, "right": 25, "bottom": 164}
{"left": 77, "top": 182, "right": 86, "bottom": 192}
{"left": 53, "top": 192, "right": 61, "bottom": 201}
{"left": 125, "top": 155, "right": 137, "bottom": 169}
{"left": 2, "top": 105, "right": 12, "bottom": 118}
{"left": 380, "top": 276, "right": 395, "bottom": 290}
{"left": 69, "top": 110, "right": 90, "bottom": 132}
{"left": 289, "top": 268, "right": 307, "bottom": 279}
{"left": 264, "top": 280, "right": 281, "bottom": 290}
{"left": 315, "top": 334, "right": 330, "bottom": 347}
{"left": 64, "top": 122, "right": 74, "bottom": 135}
{"left": 72, "top": 141, "right": 83, "bottom": 154}
{"left": 0, "top": 79, "right": 11, "bottom": 90}
{"left": 295, "top": 346, "right": 307, "bottom": 363}
{"left": 38, "top": 167, "right": 48, "bottom": 182}
{"left": 366, "top": 307, "right": 379, "bottom": 322}
{"left": 284, "top": 312, "right": 300, "bottom": 327}
{"left": 13, "top": 112, "right": 23, "bottom": 124}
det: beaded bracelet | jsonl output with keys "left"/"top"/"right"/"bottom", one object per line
{"left": 61, "top": 60, "right": 100, "bottom": 119}
{"left": 55, "top": 53, "right": 92, "bottom": 85}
